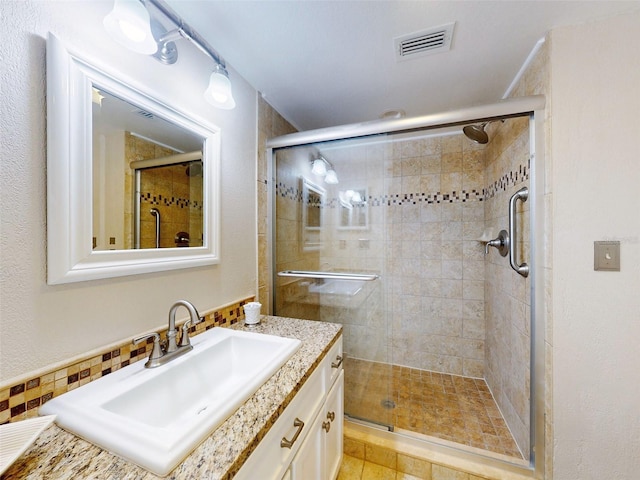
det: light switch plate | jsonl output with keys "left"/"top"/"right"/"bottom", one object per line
{"left": 594, "top": 241, "right": 620, "bottom": 271}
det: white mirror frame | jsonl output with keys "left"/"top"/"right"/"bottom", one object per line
{"left": 46, "top": 33, "right": 220, "bottom": 284}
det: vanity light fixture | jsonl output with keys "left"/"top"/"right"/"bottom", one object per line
{"left": 311, "top": 157, "right": 328, "bottom": 176}
{"left": 204, "top": 64, "right": 236, "bottom": 109}
{"left": 103, "top": 0, "right": 236, "bottom": 109}
{"left": 103, "top": 0, "right": 157, "bottom": 54}
{"left": 91, "top": 87, "right": 105, "bottom": 106}
{"left": 310, "top": 156, "right": 339, "bottom": 184}
{"left": 324, "top": 169, "right": 339, "bottom": 184}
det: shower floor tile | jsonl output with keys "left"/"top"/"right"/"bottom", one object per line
{"left": 344, "top": 357, "right": 523, "bottom": 459}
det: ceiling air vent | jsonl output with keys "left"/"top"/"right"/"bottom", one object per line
{"left": 134, "top": 109, "right": 155, "bottom": 120}
{"left": 394, "top": 22, "right": 455, "bottom": 62}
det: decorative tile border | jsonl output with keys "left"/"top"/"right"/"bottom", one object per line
{"left": 140, "top": 192, "right": 203, "bottom": 209}
{"left": 484, "top": 159, "right": 530, "bottom": 200}
{"left": 275, "top": 160, "right": 529, "bottom": 207}
{"left": 0, "top": 297, "right": 253, "bottom": 425}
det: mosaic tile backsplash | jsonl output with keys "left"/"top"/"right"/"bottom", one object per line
{"left": 0, "top": 297, "right": 253, "bottom": 425}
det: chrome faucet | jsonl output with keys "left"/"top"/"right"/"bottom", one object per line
{"left": 132, "top": 300, "right": 203, "bottom": 368}
{"left": 166, "top": 300, "right": 201, "bottom": 352}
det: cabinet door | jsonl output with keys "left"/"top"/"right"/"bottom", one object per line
{"left": 325, "top": 371, "right": 344, "bottom": 480}
{"left": 290, "top": 407, "right": 325, "bottom": 480}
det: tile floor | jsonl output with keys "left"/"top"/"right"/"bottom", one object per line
{"left": 344, "top": 357, "right": 522, "bottom": 459}
{"left": 337, "top": 454, "right": 420, "bottom": 480}
{"left": 337, "top": 452, "right": 489, "bottom": 480}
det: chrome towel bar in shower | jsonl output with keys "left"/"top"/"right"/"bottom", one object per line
{"left": 277, "top": 270, "right": 379, "bottom": 281}
{"left": 509, "top": 187, "right": 529, "bottom": 278}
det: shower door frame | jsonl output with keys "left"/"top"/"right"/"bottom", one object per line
{"left": 266, "top": 95, "right": 547, "bottom": 478}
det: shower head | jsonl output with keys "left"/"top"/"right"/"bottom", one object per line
{"left": 463, "top": 122, "right": 489, "bottom": 144}
{"left": 185, "top": 161, "right": 203, "bottom": 177}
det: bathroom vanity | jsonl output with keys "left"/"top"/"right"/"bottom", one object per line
{"left": 1, "top": 317, "right": 343, "bottom": 479}
{"left": 235, "top": 327, "right": 343, "bottom": 480}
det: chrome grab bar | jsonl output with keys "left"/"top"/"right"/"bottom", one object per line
{"left": 150, "top": 208, "right": 160, "bottom": 248}
{"left": 277, "top": 270, "right": 379, "bottom": 281}
{"left": 508, "top": 187, "right": 529, "bottom": 278}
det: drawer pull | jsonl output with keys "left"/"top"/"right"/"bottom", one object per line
{"left": 280, "top": 418, "right": 304, "bottom": 449}
{"left": 322, "top": 421, "right": 331, "bottom": 433}
{"left": 331, "top": 355, "right": 343, "bottom": 369}
{"left": 327, "top": 411, "right": 335, "bottom": 422}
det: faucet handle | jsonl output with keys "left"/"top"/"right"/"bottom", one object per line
{"left": 132, "top": 333, "right": 164, "bottom": 366}
{"left": 484, "top": 229, "right": 510, "bottom": 257}
{"left": 178, "top": 316, "right": 204, "bottom": 347}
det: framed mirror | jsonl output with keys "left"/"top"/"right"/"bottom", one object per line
{"left": 337, "top": 188, "right": 368, "bottom": 230}
{"left": 300, "top": 178, "right": 325, "bottom": 251}
{"left": 47, "top": 33, "right": 220, "bottom": 284}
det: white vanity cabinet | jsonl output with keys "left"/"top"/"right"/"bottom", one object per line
{"left": 323, "top": 370, "right": 344, "bottom": 480}
{"left": 235, "top": 335, "right": 343, "bottom": 480}
{"left": 289, "top": 371, "right": 344, "bottom": 480}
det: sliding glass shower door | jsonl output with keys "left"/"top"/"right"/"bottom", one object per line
{"left": 271, "top": 112, "right": 538, "bottom": 464}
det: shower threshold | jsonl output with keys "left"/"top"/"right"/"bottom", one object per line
{"left": 344, "top": 357, "right": 524, "bottom": 460}
{"left": 344, "top": 413, "right": 394, "bottom": 432}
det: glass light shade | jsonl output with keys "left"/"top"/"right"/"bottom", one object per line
{"left": 204, "top": 68, "right": 236, "bottom": 109}
{"left": 324, "top": 169, "right": 339, "bottom": 184}
{"left": 311, "top": 159, "right": 327, "bottom": 176}
{"left": 103, "top": 0, "right": 157, "bottom": 55}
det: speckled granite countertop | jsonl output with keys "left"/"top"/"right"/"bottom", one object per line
{"left": 1, "top": 316, "right": 342, "bottom": 480}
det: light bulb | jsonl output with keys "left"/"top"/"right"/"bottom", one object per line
{"left": 311, "top": 159, "right": 327, "bottom": 176}
{"left": 204, "top": 66, "right": 236, "bottom": 109}
{"left": 103, "top": 0, "right": 157, "bottom": 55}
{"left": 324, "top": 169, "right": 339, "bottom": 184}
{"left": 118, "top": 19, "right": 146, "bottom": 42}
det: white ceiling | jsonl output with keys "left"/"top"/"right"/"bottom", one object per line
{"left": 166, "top": 0, "right": 640, "bottom": 131}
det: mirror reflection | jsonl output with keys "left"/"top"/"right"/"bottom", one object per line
{"left": 92, "top": 87, "right": 204, "bottom": 251}
{"left": 338, "top": 188, "right": 368, "bottom": 229}
{"left": 301, "top": 178, "right": 325, "bottom": 251}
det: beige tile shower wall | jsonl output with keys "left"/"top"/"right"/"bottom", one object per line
{"left": 386, "top": 134, "right": 487, "bottom": 376}
{"left": 257, "top": 97, "right": 298, "bottom": 315}
{"left": 188, "top": 171, "right": 204, "bottom": 246}
{"left": 482, "top": 117, "right": 532, "bottom": 458}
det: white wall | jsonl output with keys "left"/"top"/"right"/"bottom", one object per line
{"left": 0, "top": 1, "right": 257, "bottom": 382}
{"left": 551, "top": 12, "right": 640, "bottom": 479}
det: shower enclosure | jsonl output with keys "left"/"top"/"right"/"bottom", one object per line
{"left": 268, "top": 97, "right": 545, "bottom": 474}
{"left": 130, "top": 151, "right": 204, "bottom": 249}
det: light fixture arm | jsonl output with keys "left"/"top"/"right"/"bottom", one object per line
{"left": 311, "top": 155, "right": 335, "bottom": 171}
{"left": 143, "top": 0, "right": 228, "bottom": 69}
{"left": 310, "top": 154, "right": 339, "bottom": 184}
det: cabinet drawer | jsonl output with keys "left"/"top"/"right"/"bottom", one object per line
{"left": 323, "top": 336, "right": 343, "bottom": 390}
{"left": 235, "top": 359, "right": 325, "bottom": 480}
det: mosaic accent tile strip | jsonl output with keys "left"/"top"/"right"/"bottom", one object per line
{"left": 275, "top": 159, "right": 529, "bottom": 208}
{"left": 0, "top": 297, "right": 254, "bottom": 425}
{"left": 140, "top": 192, "right": 203, "bottom": 209}
{"left": 276, "top": 182, "right": 485, "bottom": 207}
{"left": 483, "top": 159, "right": 530, "bottom": 200}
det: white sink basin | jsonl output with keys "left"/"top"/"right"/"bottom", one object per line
{"left": 40, "top": 327, "right": 301, "bottom": 476}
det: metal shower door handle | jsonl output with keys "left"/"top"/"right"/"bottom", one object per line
{"left": 509, "top": 187, "right": 529, "bottom": 278}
